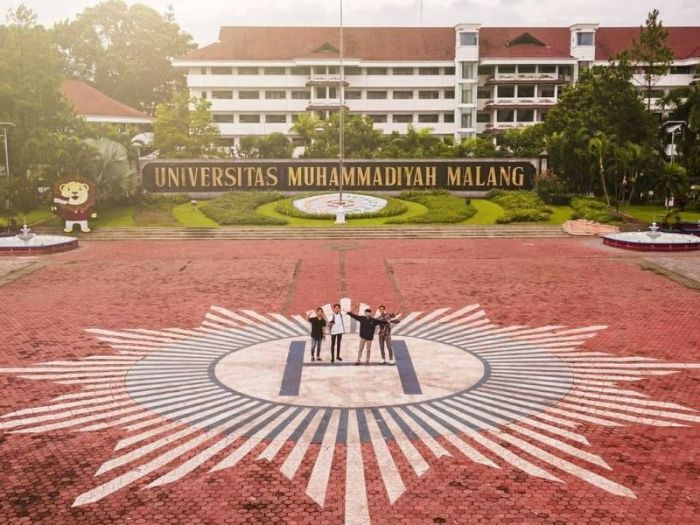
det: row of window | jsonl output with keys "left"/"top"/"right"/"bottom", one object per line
{"left": 205, "top": 88, "right": 459, "bottom": 100}
{"left": 197, "top": 66, "right": 457, "bottom": 76}
{"left": 478, "top": 64, "right": 574, "bottom": 76}
{"left": 486, "top": 84, "right": 560, "bottom": 99}
{"left": 212, "top": 113, "right": 459, "bottom": 124}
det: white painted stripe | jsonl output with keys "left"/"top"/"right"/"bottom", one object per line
{"left": 378, "top": 408, "right": 429, "bottom": 477}
{"left": 395, "top": 308, "right": 451, "bottom": 337}
{"left": 280, "top": 411, "right": 325, "bottom": 480}
{"left": 410, "top": 305, "right": 483, "bottom": 337}
{"left": 257, "top": 409, "right": 311, "bottom": 461}
{"left": 344, "top": 410, "right": 371, "bottom": 525}
{"left": 268, "top": 313, "right": 308, "bottom": 336}
{"left": 567, "top": 390, "right": 697, "bottom": 412}
{"left": 461, "top": 392, "right": 580, "bottom": 429}
{"left": 9, "top": 404, "right": 146, "bottom": 433}
{"left": 305, "top": 410, "right": 341, "bottom": 506}
{"left": 2, "top": 392, "right": 131, "bottom": 417}
{"left": 241, "top": 310, "right": 297, "bottom": 337}
{"left": 2, "top": 397, "right": 137, "bottom": 429}
{"left": 364, "top": 409, "right": 406, "bottom": 504}
{"left": 391, "top": 409, "right": 451, "bottom": 459}
{"left": 387, "top": 311, "right": 423, "bottom": 335}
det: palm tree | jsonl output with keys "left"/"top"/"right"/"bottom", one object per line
{"left": 654, "top": 163, "right": 690, "bottom": 204}
{"left": 588, "top": 132, "right": 613, "bottom": 206}
{"left": 85, "top": 138, "right": 139, "bottom": 203}
{"left": 289, "top": 113, "right": 321, "bottom": 149}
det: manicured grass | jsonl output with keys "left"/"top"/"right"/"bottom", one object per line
{"left": 1, "top": 207, "right": 55, "bottom": 227}
{"left": 387, "top": 190, "right": 476, "bottom": 224}
{"left": 463, "top": 199, "right": 504, "bottom": 225}
{"left": 172, "top": 203, "right": 219, "bottom": 227}
{"left": 621, "top": 205, "right": 700, "bottom": 223}
{"left": 200, "top": 192, "right": 288, "bottom": 225}
{"left": 96, "top": 206, "right": 136, "bottom": 227}
{"left": 256, "top": 199, "right": 428, "bottom": 227}
{"left": 543, "top": 205, "right": 574, "bottom": 225}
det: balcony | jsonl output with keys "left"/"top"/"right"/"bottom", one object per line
{"left": 485, "top": 74, "right": 571, "bottom": 85}
{"left": 306, "top": 74, "right": 349, "bottom": 86}
{"left": 483, "top": 97, "right": 557, "bottom": 109}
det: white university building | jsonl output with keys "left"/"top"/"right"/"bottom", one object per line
{"left": 172, "top": 24, "right": 700, "bottom": 149}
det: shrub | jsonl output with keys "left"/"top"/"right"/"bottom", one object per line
{"left": 496, "top": 208, "right": 551, "bottom": 224}
{"left": 200, "top": 191, "right": 287, "bottom": 225}
{"left": 274, "top": 193, "right": 408, "bottom": 220}
{"left": 386, "top": 190, "right": 476, "bottom": 224}
{"left": 488, "top": 190, "right": 552, "bottom": 223}
{"left": 570, "top": 197, "right": 614, "bottom": 223}
{"left": 140, "top": 193, "right": 190, "bottom": 209}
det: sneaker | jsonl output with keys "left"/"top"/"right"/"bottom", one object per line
{"left": 337, "top": 357, "right": 343, "bottom": 362}
{"left": 355, "top": 362, "right": 360, "bottom": 366}
{"left": 311, "top": 357, "right": 316, "bottom": 362}
{"left": 331, "top": 359, "right": 335, "bottom": 363}
{"left": 381, "top": 360, "right": 387, "bottom": 364}
{"left": 389, "top": 359, "right": 395, "bottom": 365}
{"left": 317, "top": 357, "right": 322, "bottom": 361}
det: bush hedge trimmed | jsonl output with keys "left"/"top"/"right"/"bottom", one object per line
{"left": 570, "top": 197, "right": 614, "bottom": 223}
{"left": 386, "top": 189, "right": 476, "bottom": 224}
{"left": 488, "top": 190, "right": 553, "bottom": 224}
{"left": 200, "top": 191, "right": 288, "bottom": 225}
{"left": 274, "top": 193, "right": 408, "bottom": 220}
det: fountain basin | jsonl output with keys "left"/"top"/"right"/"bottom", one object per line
{"left": 293, "top": 192, "right": 387, "bottom": 216}
{"left": 0, "top": 234, "right": 78, "bottom": 256}
{"left": 602, "top": 231, "right": 700, "bottom": 252}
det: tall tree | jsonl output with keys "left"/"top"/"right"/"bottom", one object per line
{"left": 381, "top": 126, "right": 454, "bottom": 158}
{"left": 238, "top": 134, "right": 294, "bottom": 159}
{"left": 298, "top": 111, "right": 383, "bottom": 159}
{"left": 588, "top": 132, "right": 613, "bottom": 206}
{"left": 630, "top": 9, "right": 674, "bottom": 110}
{"left": 52, "top": 0, "right": 195, "bottom": 112}
{"left": 498, "top": 125, "right": 547, "bottom": 158}
{"left": 153, "top": 91, "right": 222, "bottom": 158}
{"left": 662, "top": 75, "right": 700, "bottom": 177}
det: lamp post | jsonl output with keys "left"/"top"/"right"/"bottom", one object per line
{"left": 0, "top": 122, "right": 15, "bottom": 177}
{"left": 335, "top": 0, "right": 346, "bottom": 224}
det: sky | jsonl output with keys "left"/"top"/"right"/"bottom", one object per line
{"left": 6, "top": 0, "right": 700, "bottom": 46}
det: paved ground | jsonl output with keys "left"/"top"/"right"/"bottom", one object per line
{"left": 0, "top": 238, "right": 698, "bottom": 525}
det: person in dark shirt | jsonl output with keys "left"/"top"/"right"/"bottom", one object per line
{"left": 347, "top": 307, "right": 386, "bottom": 365}
{"left": 307, "top": 307, "right": 327, "bottom": 362}
{"left": 377, "top": 305, "right": 401, "bottom": 365}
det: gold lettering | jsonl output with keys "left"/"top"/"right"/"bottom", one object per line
{"left": 499, "top": 166, "right": 511, "bottom": 186}
{"left": 212, "top": 167, "right": 224, "bottom": 186}
{"left": 413, "top": 167, "right": 424, "bottom": 186}
{"left": 265, "top": 166, "right": 278, "bottom": 186}
{"left": 201, "top": 167, "right": 211, "bottom": 187}
{"left": 512, "top": 166, "right": 525, "bottom": 187}
{"left": 464, "top": 167, "right": 474, "bottom": 186}
{"left": 224, "top": 167, "right": 236, "bottom": 186}
{"left": 475, "top": 166, "right": 485, "bottom": 186}
{"left": 155, "top": 167, "right": 166, "bottom": 187}
{"left": 487, "top": 167, "right": 497, "bottom": 186}
{"left": 447, "top": 166, "right": 460, "bottom": 186}
{"left": 168, "top": 168, "right": 179, "bottom": 187}
{"left": 187, "top": 167, "right": 199, "bottom": 187}
{"left": 357, "top": 167, "right": 371, "bottom": 186}
{"left": 254, "top": 167, "right": 265, "bottom": 186}
{"left": 385, "top": 167, "right": 397, "bottom": 186}
{"left": 288, "top": 167, "right": 303, "bottom": 186}
{"left": 425, "top": 166, "right": 436, "bottom": 186}
{"left": 317, "top": 167, "right": 328, "bottom": 187}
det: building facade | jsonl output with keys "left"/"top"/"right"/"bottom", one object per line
{"left": 172, "top": 25, "right": 700, "bottom": 148}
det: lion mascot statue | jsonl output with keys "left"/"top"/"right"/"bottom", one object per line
{"left": 51, "top": 178, "right": 97, "bottom": 233}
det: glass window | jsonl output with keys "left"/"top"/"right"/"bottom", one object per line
{"left": 211, "top": 67, "right": 232, "bottom": 75}
{"left": 497, "top": 85, "right": 515, "bottom": 98}
{"left": 443, "top": 112, "right": 455, "bottom": 123}
{"left": 291, "top": 114, "right": 301, "bottom": 122}
{"left": 418, "top": 90, "right": 440, "bottom": 99}
{"left": 477, "top": 111, "right": 491, "bottom": 123}
{"left": 418, "top": 67, "right": 440, "bottom": 75}
{"left": 212, "top": 113, "right": 234, "bottom": 123}
{"left": 392, "top": 67, "right": 414, "bottom": 75}
{"left": 539, "top": 64, "right": 556, "bottom": 74}
{"left": 264, "top": 67, "right": 286, "bottom": 75}
{"left": 212, "top": 90, "right": 233, "bottom": 99}
{"left": 478, "top": 65, "right": 494, "bottom": 76}
{"left": 539, "top": 110, "right": 549, "bottom": 121}
{"left": 518, "top": 85, "right": 535, "bottom": 98}
{"left": 518, "top": 65, "right": 536, "bottom": 73}
{"left": 237, "top": 67, "right": 258, "bottom": 75}
{"left": 313, "top": 66, "right": 327, "bottom": 75}
{"left": 291, "top": 90, "right": 311, "bottom": 99}
{"left": 559, "top": 65, "right": 573, "bottom": 76}
{"left": 328, "top": 66, "right": 339, "bottom": 75}
{"left": 539, "top": 85, "right": 555, "bottom": 98}
{"left": 444, "top": 66, "right": 456, "bottom": 75}
{"left": 367, "top": 67, "right": 387, "bottom": 75}
{"left": 345, "top": 90, "right": 362, "bottom": 99}
{"left": 461, "top": 87, "right": 473, "bottom": 103}
{"left": 418, "top": 114, "right": 439, "bottom": 123}
{"left": 459, "top": 32, "right": 478, "bottom": 46}
{"left": 290, "top": 66, "right": 310, "bottom": 75}
{"left": 265, "top": 114, "right": 287, "bottom": 123}
{"left": 393, "top": 90, "right": 414, "bottom": 99}
{"left": 577, "top": 32, "right": 594, "bottom": 46}
{"left": 461, "top": 112, "right": 473, "bottom": 128}
{"left": 239, "top": 91, "right": 259, "bottom": 99}
{"left": 265, "top": 90, "right": 286, "bottom": 99}
{"left": 517, "top": 109, "right": 535, "bottom": 122}
{"left": 239, "top": 114, "right": 261, "bottom": 123}
{"left": 477, "top": 87, "right": 491, "bottom": 99}
{"left": 368, "top": 114, "right": 387, "bottom": 123}
{"left": 200, "top": 67, "right": 208, "bottom": 75}
{"left": 444, "top": 89, "right": 455, "bottom": 99}
{"left": 367, "top": 90, "right": 388, "bottom": 99}
{"left": 393, "top": 114, "right": 413, "bottom": 123}
{"left": 497, "top": 109, "right": 515, "bottom": 122}
{"left": 344, "top": 66, "right": 362, "bottom": 75}
{"left": 200, "top": 91, "right": 208, "bottom": 99}
{"left": 498, "top": 65, "right": 516, "bottom": 74}
{"left": 461, "top": 62, "right": 475, "bottom": 79}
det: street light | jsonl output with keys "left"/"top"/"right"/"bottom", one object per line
{"left": 335, "top": 0, "right": 346, "bottom": 224}
{"left": 662, "top": 120, "right": 684, "bottom": 164}
{"left": 0, "top": 122, "right": 15, "bottom": 177}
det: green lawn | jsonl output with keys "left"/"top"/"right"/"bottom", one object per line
{"left": 96, "top": 206, "right": 136, "bottom": 227}
{"left": 1, "top": 207, "right": 55, "bottom": 227}
{"left": 173, "top": 203, "right": 219, "bottom": 227}
{"left": 620, "top": 205, "right": 700, "bottom": 223}
{"left": 543, "top": 205, "right": 574, "bottom": 225}
{"left": 256, "top": 199, "right": 428, "bottom": 227}
{"left": 463, "top": 199, "right": 504, "bottom": 224}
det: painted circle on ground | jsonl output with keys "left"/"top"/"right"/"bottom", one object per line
{"left": 292, "top": 192, "right": 387, "bottom": 215}
{"left": 213, "top": 334, "right": 486, "bottom": 408}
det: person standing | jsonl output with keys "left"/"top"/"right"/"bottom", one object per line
{"left": 347, "top": 307, "right": 386, "bottom": 365}
{"left": 307, "top": 308, "right": 327, "bottom": 362}
{"left": 377, "top": 305, "right": 400, "bottom": 365}
{"left": 328, "top": 303, "right": 345, "bottom": 363}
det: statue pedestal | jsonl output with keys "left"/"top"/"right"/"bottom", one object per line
{"left": 335, "top": 206, "right": 346, "bottom": 224}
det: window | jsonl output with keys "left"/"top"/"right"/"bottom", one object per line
{"left": 576, "top": 32, "right": 594, "bottom": 46}
{"left": 418, "top": 90, "right": 440, "bottom": 99}
{"left": 265, "top": 90, "right": 286, "bottom": 99}
{"left": 477, "top": 87, "right": 491, "bottom": 99}
{"left": 670, "top": 66, "right": 694, "bottom": 74}
{"left": 239, "top": 114, "right": 261, "bottom": 123}
{"left": 443, "top": 112, "right": 455, "bottom": 123}
{"left": 418, "top": 114, "right": 439, "bottom": 123}
{"left": 559, "top": 65, "right": 573, "bottom": 76}
{"left": 539, "top": 110, "right": 549, "bottom": 121}
{"left": 460, "top": 62, "right": 475, "bottom": 79}
{"left": 344, "top": 66, "right": 362, "bottom": 75}
{"left": 212, "top": 90, "right": 233, "bottom": 99}
{"left": 461, "top": 87, "right": 473, "bottom": 103}
{"left": 444, "top": 66, "right": 456, "bottom": 75}
{"left": 291, "top": 90, "right": 311, "bottom": 99}
{"left": 264, "top": 67, "right": 286, "bottom": 75}
{"left": 478, "top": 65, "right": 494, "bottom": 76}
{"left": 313, "top": 66, "right": 327, "bottom": 75}
{"left": 200, "top": 67, "right": 208, "bottom": 75}
{"left": 200, "top": 91, "right": 208, "bottom": 99}
{"left": 345, "top": 90, "right": 362, "bottom": 99}
{"left": 367, "top": 90, "right": 388, "bottom": 99}
{"left": 539, "top": 85, "right": 555, "bottom": 98}
{"left": 367, "top": 67, "right": 387, "bottom": 75}
{"left": 291, "top": 114, "right": 302, "bottom": 122}
{"left": 237, "top": 67, "right": 258, "bottom": 75}
{"left": 459, "top": 32, "right": 478, "bottom": 46}
{"left": 497, "top": 109, "right": 515, "bottom": 122}
{"left": 497, "top": 85, "right": 515, "bottom": 98}
{"left": 212, "top": 113, "right": 234, "bottom": 123}
{"left": 418, "top": 67, "right": 440, "bottom": 75}
{"left": 211, "top": 67, "right": 232, "bottom": 75}
{"left": 392, "top": 67, "right": 414, "bottom": 75}
{"left": 444, "top": 89, "right": 455, "bottom": 99}
{"left": 265, "top": 114, "right": 287, "bottom": 123}
{"left": 315, "top": 86, "right": 337, "bottom": 99}
{"left": 518, "top": 65, "right": 536, "bottom": 74}
{"left": 461, "top": 112, "right": 473, "bottom": 128}
{"left": 477, "top": 111, "right": 491, "bottom": 123}
{"left": 290, "top": 66, "right": 310, "bottom": 75}
{"left": 393, "top": 114, "right": 413, "bottom": 123}
{"left": 498, "top": 65, "right": 516, "bottom": 74}
{"left": 368, "top": 114, "right": 387, "bottom": 123}
{"left": 539, "top": 64, "right": 556, "bottom": 74}
{"left": 239, "top": 91, "right": 260, "bottom": 99}
{"left": 517, "top": 109, "right": 535, "bottom": 122}
{"left": 393, "top": 90, "right": 414, "bottom": 99}
{"left": 327, "top": 66, "right": 339, "bottom": 75}
{"left": 518, "top": 85, "right": 535, "bottom": 98}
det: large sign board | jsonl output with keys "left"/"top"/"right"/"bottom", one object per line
{"left": 142, "top": 159, "right": 536, "bottom": 193}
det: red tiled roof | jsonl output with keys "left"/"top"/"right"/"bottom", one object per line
{"left": 59, "top": 79, "right": 150, "bottom": 120}
{"left": 180, "top": 26, "right": 700, "bottom": 62}
{"left": 596, "top": 27, "right": 700, "bottom": 60}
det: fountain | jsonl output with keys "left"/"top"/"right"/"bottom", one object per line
{"left": 602, "top": 221, "right": 700, "bottom": 252}
{"left": 292, "top": 192, "right": 388, "bottom": 217}
{"left": 0, "top": 221, "right": 79, "bottom": 255}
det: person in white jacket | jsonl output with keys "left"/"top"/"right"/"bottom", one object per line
{"left": 328, "top": 303, "right": 346, "bottom": 363}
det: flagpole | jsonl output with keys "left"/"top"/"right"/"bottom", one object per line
{"left": 335, "top": 0, "right": 346, "bottom": 224}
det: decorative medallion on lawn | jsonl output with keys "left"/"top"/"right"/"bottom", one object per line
{"left": 293, "top": 192, "right": 387, "bottom": 215}
{"left": 1, "top": 300, "right": 699, "bottom": 524}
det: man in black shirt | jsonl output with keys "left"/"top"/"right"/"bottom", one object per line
{"left": 347, "top": 308, "right": 386, "bottom": 365}
{"left": 307, "top": 308, "right": 327, "bottom": 362}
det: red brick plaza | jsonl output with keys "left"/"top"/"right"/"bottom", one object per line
{"left": 0, "top": 237, "right": 698, "bottom": 525}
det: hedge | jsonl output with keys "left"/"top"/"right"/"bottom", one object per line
{"left": 200, "top": 191, "right": 288, "bottom": 225}
{"left": 386, "top": 189, "right": 476, "bottom": 224}
{"left": 488, "top": 190, "right": 553, "bottom": 224}
{"left": 570, "top": 197, "right": 614, "bottom": 223}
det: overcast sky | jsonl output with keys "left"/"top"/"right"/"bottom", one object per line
{"left": 8, "top": 0, "right": 700, "bottom": 45}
